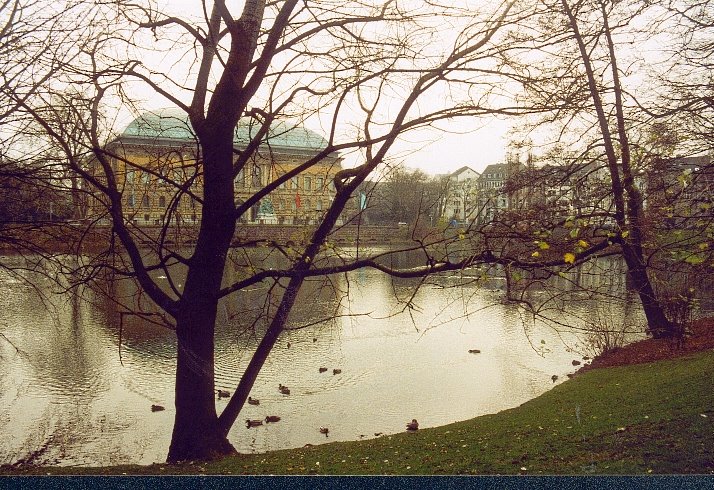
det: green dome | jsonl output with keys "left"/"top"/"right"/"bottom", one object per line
{"left": 120, "top": 108, "right": 329, "bottom": 151}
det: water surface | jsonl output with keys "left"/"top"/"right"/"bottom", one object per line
{"left": 0, "top": 250, "right": 645, "bottom": 466}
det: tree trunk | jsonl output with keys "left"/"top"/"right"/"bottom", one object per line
{"left": 167, "top": 308, "right": 235, "bottom": 462}
{"left": 621, "top": 244, "right": 675, "bottom": 339}
{"left": 167, "top": 133, "right": 237, "bottom": 462}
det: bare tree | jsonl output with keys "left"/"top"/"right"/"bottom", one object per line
{"left": 11, "top": 0, "right": 534, "bottom": 462}
{"left": 485, "top": 0, "right": 692, "bottom": 338}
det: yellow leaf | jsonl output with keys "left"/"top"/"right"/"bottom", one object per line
{"left": 621, "top": 230, "right": 630, "bottom": 239}
{"left": 577, "top": 240, "right": 588, "bottom": 248}
{"left": 531, "top": 251, "right": 540, "bottom": 258}
{"left": 564, "top": 253, "right": 576, "bottom": 264}
{"left": 538, "top": 241, "right": 550, "bottom": 250}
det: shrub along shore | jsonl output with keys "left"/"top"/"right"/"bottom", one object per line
{"left": 3, "top": 347, "right": 713, "bottom": 475}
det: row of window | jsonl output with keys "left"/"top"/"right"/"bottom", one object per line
{"left": 276, "top": 175, "right": 330, "bottom": 191}
{"left": 125, "top": 168, "right": 191, "bottom": 184}
{"left": 125, "top": 195, "right": 327, "bottom": 213}
{"left": 134, "top": 214, "right": 199, "bottom": 224}
{"left": 479, "top": 181, "right": 503, "bottom": 189}
{"left": 126, "top": 194, "right": 197, "bottom": 209}
{"left": 236, "top": 168, "right": 332, "bottom": 192}
{"left": 273, "top": 199, "right": 325, "bottom": 212}
{"left": 485, "top": 172, "right": 505, "bottom": 179}
{"left": 126, "top": 167, "right": 335, "bottom": 194}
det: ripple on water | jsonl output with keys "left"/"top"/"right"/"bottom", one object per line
{"left": 26, "top": 365, "right": 110, "bottom": 402}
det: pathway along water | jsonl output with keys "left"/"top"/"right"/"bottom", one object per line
{"left": 0, "top": 251, "right": 646, "bottom": 466}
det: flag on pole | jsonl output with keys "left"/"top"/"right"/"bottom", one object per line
{"left": 359, "top": 192, "right": 367, "bottom": 210}
{"left": 295, "top": 192, "right": 301, "bottom": 208}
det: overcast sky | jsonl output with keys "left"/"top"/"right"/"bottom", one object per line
{"left": 124, "top": 0, "right": 515, "bottom": 176}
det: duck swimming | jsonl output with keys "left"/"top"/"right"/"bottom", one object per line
{"left": 217, "top": 389, "right": 230, "bottom": 398}
{"left": 319, "top": 426, "right": 329, "bottom": 435}
{"left": 265, "top": 415, "right": 281, "bottom": 423}
{"left": 246, "top": 419, "right": 263, "bottom": 428}
{"left": 279, "top": 384, "right": 290, "bottom": 395}
{"left": 406, "top": 419, "right": 419, "bottom": 431}
{"left": 248, "top": 396, "right": 260, "bottom": 405}
{"left": 151, "top": 404, "right": 165, "bottom": 412}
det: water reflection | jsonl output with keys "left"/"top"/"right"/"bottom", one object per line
{"left": 0, "top": 249, "right": 690, "bottom": 466}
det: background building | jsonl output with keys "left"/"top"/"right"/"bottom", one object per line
{"left": 442, "top": 166, "right": 480, "bottom": 224}
{"left": 90, "top": 109, "right": 341, "bottom": 226}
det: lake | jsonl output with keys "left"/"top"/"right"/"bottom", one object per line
{"left": 0, "top": 249, "right": 650, "bottom": 466}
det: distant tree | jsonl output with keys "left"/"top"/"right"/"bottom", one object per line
{"left": 0, "top": 0, "right": 89, "bottom": 253}
{"left": 361, "top": 167, "right": 443, "bottom": 227}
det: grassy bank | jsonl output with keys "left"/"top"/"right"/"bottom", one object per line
{"left": 4, "top": 349, "right": 713, "bottom": 475}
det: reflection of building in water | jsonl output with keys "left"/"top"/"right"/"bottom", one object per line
{"left": 89, "top": 109, "right": 342, "bottom": 226}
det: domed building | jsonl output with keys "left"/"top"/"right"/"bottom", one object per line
{"left": 92, "top": 109, "right": 342, "bottom": 227}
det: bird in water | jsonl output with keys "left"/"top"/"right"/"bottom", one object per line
{"left": 248, "top": 396, "right": 260, "bottom": 405}
{"left": 279, "top": 384, "right": 290, "bottom": 395}
{"left": 151, "top": 404, "right": 165, "bottom": 412}
{"left": 551, "top": 375, "right": 558, "bottom": 383}
{"left": 406, "top": 419, "right": 419, "bottom": 431}
{"left": 217, "top": 389, "right": 230, "bottom": 399}
{"left": 265, "top": 415, "right": 281, "bottom": 423}
{"left": 246, "top": 419, "right": 263, "bottom": 428}
{"left": 319, "top": 426, "right": 329, "bottom": 436}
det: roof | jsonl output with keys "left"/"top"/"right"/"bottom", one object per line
{"left": 119, "top": 108, "right": 330, "bottom": 152}
{"left": 450, "top": 165, "right": 480, "bottom": 178}
{"left": 479, "top": 163, "right": 510, "bottom": 180}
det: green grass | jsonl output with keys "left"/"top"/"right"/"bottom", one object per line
{"left": 3, "top": 350, "right": 713, "bottom": 475}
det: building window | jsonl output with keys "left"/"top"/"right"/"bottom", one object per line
{"left": 159, "top": 196, "right": 166, "bottom": 207}
{"left": 291, "top": 176, "right": 299, "bottom": 189}
{"left": 316, "top": 177, "right": 324, "bottom": 189}
{"left": 316, "top": 199, "right": 322, "bottom": 211}
{"left": 304, "top": 176, "right": 312, "bottom": 190}
{"left": 141, "top": 172, "right": 150, "bottom": 184}
{"left": 251, "top": 165, "right": 262, "bottom": 187}
{"left": 128, "top": 195, "right": 136, "bottom": 207}
{"left": 144, "top": 213, "right": 150, "bottom": 222}
{"left": 142, "top": 195, "right": 150, "bottom": 208}
{"left": 126, "top": 170, "right": 135, "bottom": 184}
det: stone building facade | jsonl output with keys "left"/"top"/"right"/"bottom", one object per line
{"left": 90, "top": 109, "right": 341, "bottom": 226}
